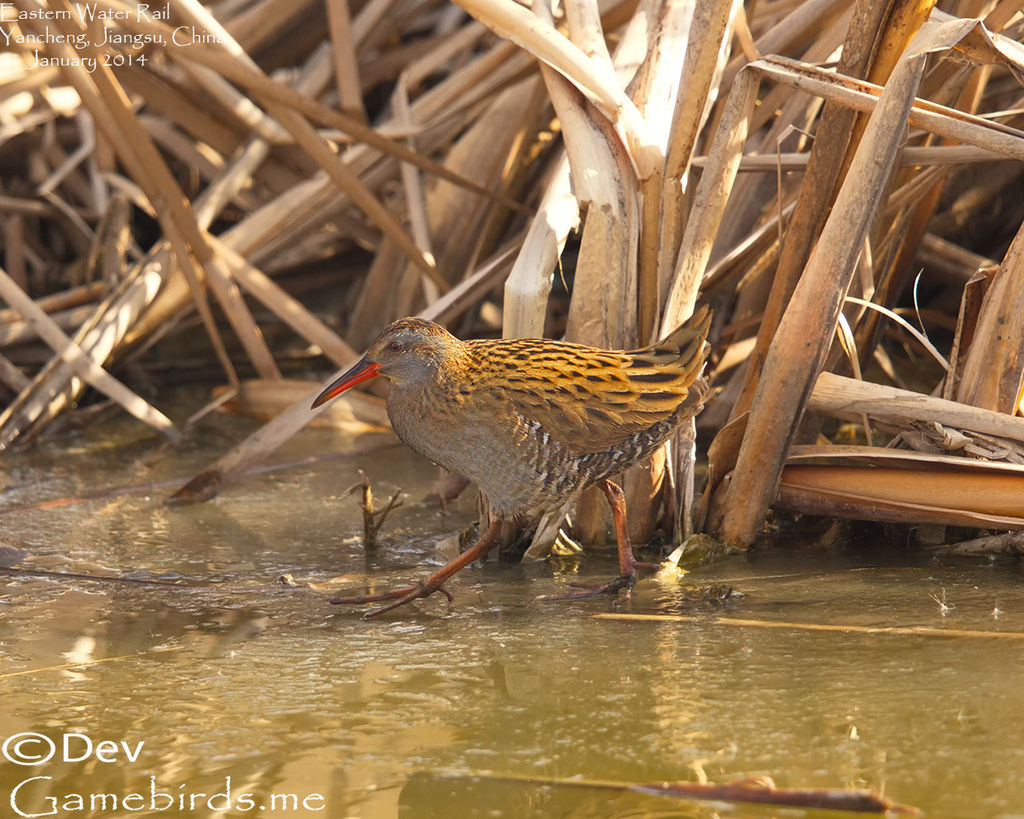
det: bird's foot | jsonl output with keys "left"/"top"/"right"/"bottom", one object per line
{"left": 536, "top": 557, "right": 665, "bottom": 603}
{"left": 536, "top": 572, "right": 636, "bottom": 602}
{"left": 331, "top": 580, "right": 454, "bottom": 618}
{"left": 329, "top": 520, "right": 503, "bottom": 618}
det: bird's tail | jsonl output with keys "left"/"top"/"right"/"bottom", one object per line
{"left": 630, "top": 305, "right": 712, "bottom": 382}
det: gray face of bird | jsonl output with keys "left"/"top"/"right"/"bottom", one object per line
{"left": 369, "top": 326, "right": 450, "bottom": 387}
{"left": 311, "top": 320, "right": 459, "bottom": 409}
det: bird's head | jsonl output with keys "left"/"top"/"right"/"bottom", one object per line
{"left": 311, "top": 318, "right": 457, "bottom": 409}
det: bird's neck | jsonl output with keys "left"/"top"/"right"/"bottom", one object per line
{"left": 384, "top": 358, "right": 472, "bottom": 472}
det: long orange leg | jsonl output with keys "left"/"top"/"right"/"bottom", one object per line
{"left": 603, "top": 479, "right": 638, "bottom": 578}
{"left": 537, "top": 479, "right": 653, "bottom": 601}
{"left": 332, "top": 519, "right": 503, "bottom": 618}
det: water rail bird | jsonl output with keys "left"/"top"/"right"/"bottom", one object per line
{"left": 312, "top": 307, "right": 712, "bottom": 617}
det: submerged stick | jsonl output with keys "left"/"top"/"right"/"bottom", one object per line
{"left": 431, "top": 770, "right": 918, "bottom": 814}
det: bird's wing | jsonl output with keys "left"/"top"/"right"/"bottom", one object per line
{"left": 474, "top": 307, "right": 711, "bottom": 454}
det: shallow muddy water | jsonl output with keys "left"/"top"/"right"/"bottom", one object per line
{"left": 1, "top": 407, "right": 1023, "bottom": 818}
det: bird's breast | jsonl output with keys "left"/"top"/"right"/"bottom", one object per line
{"left": 385, "top": 386, "right": 578, "bottom": 516}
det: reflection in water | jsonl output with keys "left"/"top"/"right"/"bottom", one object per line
{"left": 2, "top": 417, "right": 1024, "bottom": 817}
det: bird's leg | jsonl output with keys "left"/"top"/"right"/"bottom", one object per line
{"left": 332, "top": 519, "right": 503, "bottom": 618}
{"left": 604, "top": 478, "right": 638, "bottom": 579}
{"left": 538, "top": 479, "right": 655, "bottom": 601}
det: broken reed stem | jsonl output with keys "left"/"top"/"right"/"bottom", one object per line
{"left": 348, "top": 470, "right": 404, "bottom": 549}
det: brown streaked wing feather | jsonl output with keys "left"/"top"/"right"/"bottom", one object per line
{"left": 467, "top": 306, "right": 711, "bottom": 453}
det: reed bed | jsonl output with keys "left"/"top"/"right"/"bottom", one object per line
{"left": 2, "top": 0, "right": 1024, "bottom": 552}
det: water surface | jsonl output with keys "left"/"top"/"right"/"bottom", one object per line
{"left": 1, "top": 410, "right": 1022, "bottom": 817}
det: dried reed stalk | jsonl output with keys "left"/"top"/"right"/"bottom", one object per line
{"left": 3, "top": 0, "right": 1024, "bottom": 555}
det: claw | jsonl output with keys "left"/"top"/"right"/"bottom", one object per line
{"left": 361, "top": 582, "right": 452, "bottom": 618}
{"left": 330, "top": 584, "right": 418, "bottom": 606}
{"left": 536, "top": 573, "right": 635, "bottom": 602}
{"left": 328, "top": 580, "right": 455, "bottom": 618}
{"left": 328, "top": 520, "right": 503, "bottom": 617}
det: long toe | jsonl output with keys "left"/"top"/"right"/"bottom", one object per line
{"left": 536, "top": 573, "right": 636, "bottom": 601}
{"left": 362, "top": 584, "right": 455, "bottom": 619}
{"left": 331, "top": 584, "right": 420, "bottom": 606}
{"left": 362, "top": 588, "right": 422, "bottom": 618}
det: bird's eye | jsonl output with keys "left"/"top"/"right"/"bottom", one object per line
{"left": 389, "top": 340, "right": 404, "bottom": 353}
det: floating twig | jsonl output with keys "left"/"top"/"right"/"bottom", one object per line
{"left": 595, "top": 612, "right": 1024, "bottom": 640}
{"left": 0, "top": 646, "right": 185, "bottom": 681}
